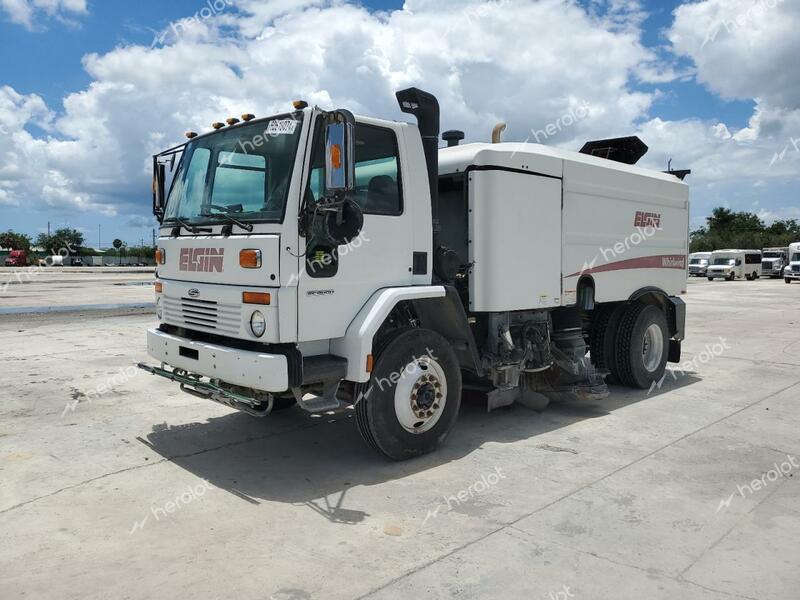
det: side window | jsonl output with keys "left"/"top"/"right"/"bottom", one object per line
{"left": 308, "top": 123, "right": 403, "bottom": 216}
{"left": 352, "top": 126, "right": 403, "bottom": 215}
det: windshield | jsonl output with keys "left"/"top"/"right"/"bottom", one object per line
{"left": 163, "top": 115, "right": 304, "bottom": 225}
{"left": 713, "top": 257, "right": 735, "bottom": 265}
{"left": 763, "top": 252, "right": 783, "bottom": 259}
{"left": 689, "top": 258, "right": 707, "bottom": 265}
{"left": 793, "top": 253, "right": 800, "bottom": 262}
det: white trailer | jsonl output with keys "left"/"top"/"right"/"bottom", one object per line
{"left": 706, "top": 249, "right": 762, "bottom": 281}
{"left": 762, "top": 247, "right": 789, "bottom": 278}
{"left": 784, "top": 243, "right": 800, "bottom": 283}
{"left": 140, "top": 88, "right": 689, "bottom": 460}
{"left": 689, "top": 252, "right": 712, "bottom": 277}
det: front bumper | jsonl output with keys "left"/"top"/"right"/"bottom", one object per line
{"left": 785, "top": 271, "right": 800, "bottom": 280}
{"left": 146, "top": 327, "right": 289, "bottom": 392}
{"left": 706, "top": 269, "right": 733, "bottom": 278}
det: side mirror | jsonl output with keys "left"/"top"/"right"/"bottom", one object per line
{"left": 308, "top": 197, "right": 364, "bottom": 248}
{"left": 152, "top": 158, "right": 166, "bottom": 222}
{"left": 325, "top": 119, "right": 355, "bottom": 192}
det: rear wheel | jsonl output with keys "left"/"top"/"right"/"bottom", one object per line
{"left": 707, "top": 277, "right": 714, "bottom": 281}
{"left": 746, "top": 273, "right": 753, "bottom": 281}
{"left": 354, "top": 328, "right": 462, "bottom": 460}
{"left": 614, "top": 304, "right": 669, "bottom": 389}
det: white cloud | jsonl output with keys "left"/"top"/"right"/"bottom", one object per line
{"left": 0, "top": 0, "right": 87, "bottom": 29}
{"left": 0, "top": 0, "right": 798, "bottom": 225}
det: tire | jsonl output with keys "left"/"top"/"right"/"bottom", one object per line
{"left": 745, "top": 274, "right": 753, "bottom": 281}
{"left": 707, "top": 277, "right": 714, "bottom": 281}
{"left": 589, "top": 305, "right": 614, "bottom": 370}
{"left": 728, "top": 272, "right": 736, "bottom": 281}
{"left": 787, "top": 278, "right": 793, "bottom": 284}
{"left": 354, "top": 328, "right": 462, "bottom": 461}
{"left": 599, "top": 304, "right": 628, "bottom": 384}
{"left": 614, "top": 303, "right": 669, "bottom": 389}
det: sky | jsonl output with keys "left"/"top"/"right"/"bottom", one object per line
{"left": 0, "top": 0, "right": 798, "bottom": 248}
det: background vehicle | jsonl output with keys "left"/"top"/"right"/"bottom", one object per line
{"left": 45, "top": 255, "right": 65, "bottom": 267}
{"left": 4, "top": 250, "right": 27, "bottom": 267}
{"left": 688, "top": 252, "right": 711, "bottom": 276}
{"left": 762, "top": 247, "right": 789, "bottom": 278}
{"left": 706, "top": 249, "right": 762, "bottom": 281}
{"left": 785, "top": 243, "right": 800, "bottom": 283}
{"left": 140, "top": 89, "right": 689, "bottom": 460}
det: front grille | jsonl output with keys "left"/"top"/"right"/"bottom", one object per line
{"left": 163, "top": 296, "right": 242, "bottom": 336}
{"left": 762, "top": 262, "right": 773, "bottom": 270}
{"left": 793, "top": 265, "right": 800, "bottom": 273}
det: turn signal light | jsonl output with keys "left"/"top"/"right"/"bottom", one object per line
{"left": 155, "top": 249, "right": 165, "bottom": 264}
{"left": 239, "top": 249, "right": 262, "bottom": 269}
{"left": 154, "top": 281, "right": 163, "bottom": 294}
{"left": 330, "top": 144, "right": 342, "bottom": 169}
{"left": 243, "top": 292, "right": 271, "bottom": 305}
{"left": 366, "top": 354, "right": 374, "bottom": 373}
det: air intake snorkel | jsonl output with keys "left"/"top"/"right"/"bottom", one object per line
{"left": 396, "top": 88, "right": 459, "bottom": 281}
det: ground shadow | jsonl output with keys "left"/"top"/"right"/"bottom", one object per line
{"left": 138, "top": 374, "right": 703, "bottom": 523}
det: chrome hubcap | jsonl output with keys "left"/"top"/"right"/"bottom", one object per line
{"left": 394, "top": 356, "right": 447, "bottom": 434}
{"left": 642, "top": 323, "right": 664, "bottom": 372}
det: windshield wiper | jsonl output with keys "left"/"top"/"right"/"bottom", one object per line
{"left": 171, "top": 217, "right": 212, "bottom": 234}
{"left": 203, "top": 206, "right": 254, "bottom": 232}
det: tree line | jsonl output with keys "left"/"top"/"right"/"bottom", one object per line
{"left": 690, "top": 208, "right": 800, "bottom": 253}
{"left": 0, "top": 228, "right": 154, "bottom": 260}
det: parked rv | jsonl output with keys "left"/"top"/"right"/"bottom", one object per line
{"left": 784, "top": 243, "right": 800, "bottom": 284}
{"left": 706, "top": 249, "right": 762, "bottom": 281}
{"left": 762, "top": 247, "right": 789, "bottom": 278}
{"left": 688, "top": 252, "right": 711, "bottom": 277}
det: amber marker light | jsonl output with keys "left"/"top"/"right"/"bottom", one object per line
{"left": 242, "top": 292, "right": 271, "bottom": 305}
{"left": 154, "top": 281, "right": 163, "bottom": 294}
{"left": 239, "top": 249, "right": 262, "bottom": 269}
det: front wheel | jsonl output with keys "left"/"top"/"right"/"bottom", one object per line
{"left": 728, "top": 272, "right": 736, "bottom": 281}
{"left": 614, "top": 304, "right": 669, "bottom": 389}
{"left": 355, "top": 328, "right": 462, "bottom": 460}
{"left": 787, "top": 278, "right": 793, "bottom": 284}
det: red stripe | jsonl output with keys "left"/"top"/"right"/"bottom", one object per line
{"left": 565, "top": 254, "right": 687, "bottom": 278}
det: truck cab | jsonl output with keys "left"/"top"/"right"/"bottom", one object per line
{"left": 141, "top": 89, "right": 688, "bottom": 460}
{"left": 4, "top": 250, "right": 27, "bottom": 267}
{"left": 762, "top": 247, "right": 789, "bottom": 278}
{"left": 784, "top": 243, "right": 800, "bottom": 283}
{"left": 688, "top": 252, "right": 711, "bottom": 277}
{"left": 706, "top": 249, "right": 762, "bottom": 281}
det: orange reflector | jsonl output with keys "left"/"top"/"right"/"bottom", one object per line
{"left": 366, "top": 354, "right": 374, "bottom": 373}
{"left": 331, "top": 143, "right": 342, "bottom": 169}
{"left": 239, "top": 249, "right": 262, "bottom": 269}
{"left": 243, "top": 292, "right": 271, "bottom": 305}
{"left": 154, "top": 249, "right": 164, "bottom": 264}
{"left": 154, "top": 281, "right": 163, "bottom": 294}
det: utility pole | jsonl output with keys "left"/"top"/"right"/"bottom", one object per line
{"left": 47, "top": 221, "right": 50, "bottom": 237}
{"left": 152, "top": 228, "right": 156, "bottom": 248}
{"left": 98, "top": 224, "right": 101, "bottom": 251}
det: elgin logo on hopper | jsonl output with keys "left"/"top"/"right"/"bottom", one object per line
{"left": 634, "top": 211, "right": 661, "bottom": 228}
{"left": 179, "top": 248, "right": 224, "bottom": 272}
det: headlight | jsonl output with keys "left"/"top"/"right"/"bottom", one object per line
{"left": 250, "top": 311, "right": 266, "bottom": 337}
{"left": 155, "top": 297, "right": 163, "bottom": 320}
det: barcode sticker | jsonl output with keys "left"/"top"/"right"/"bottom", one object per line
{"left": 267, "top": 119, "right": 299, "bottom": 135}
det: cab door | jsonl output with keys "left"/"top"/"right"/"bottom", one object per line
{"left": 297, "top": 121, "right": 414, "bottom": 342}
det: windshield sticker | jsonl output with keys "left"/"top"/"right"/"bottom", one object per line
{"left": 267, "top": 119, "right": 299, "bottom": 136}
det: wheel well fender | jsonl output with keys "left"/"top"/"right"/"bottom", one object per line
{"left": 628, "top": 287, "right": 685, "bottom": 341}
{"left": 330, "top": 286, "right": 446, "bottom": 383}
